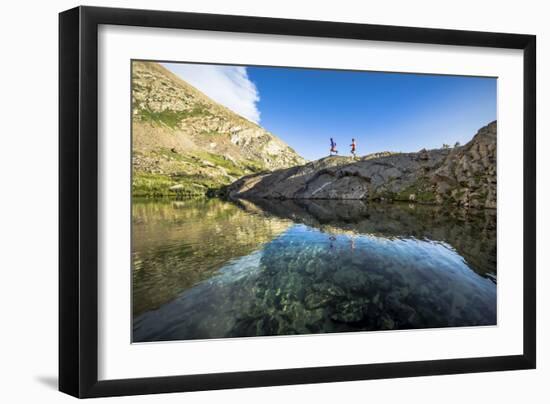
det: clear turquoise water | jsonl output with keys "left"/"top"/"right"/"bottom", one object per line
{"left": 133, "top": 198, "right": 496, "bottom": 342}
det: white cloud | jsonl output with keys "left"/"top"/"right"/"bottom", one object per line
{"left": 162, "top": 63, "right": 261, "bottom": 123}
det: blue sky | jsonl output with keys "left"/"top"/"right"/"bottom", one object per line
{"left": 164, "top": 63, "right": 496, "bottom": 161}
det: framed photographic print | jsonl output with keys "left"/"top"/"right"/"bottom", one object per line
{"left": 59, "top": 6, "right": 536, "bottom": 398}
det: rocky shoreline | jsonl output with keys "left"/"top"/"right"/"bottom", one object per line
{"left": 225, "top": 121, "right": 497, "bottom": 209}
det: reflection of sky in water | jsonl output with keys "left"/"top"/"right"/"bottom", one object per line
{"left": 134, "top": 217, "right": 496, "bottom": 342}
{"left": 285, "top": 225, "right": 492, "bottom": 287}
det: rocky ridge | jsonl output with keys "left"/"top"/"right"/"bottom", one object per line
{"left": 226, "top": 121, "right": 497, "bottom": 209}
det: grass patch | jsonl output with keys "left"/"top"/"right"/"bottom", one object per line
{"left": 132, "top": 147, "right": 269, "bottom": 197}
{"left": 133, "top": 171, "right": 225, "bottom": 198}
{"left": 243, "top": 160, "right": 265, "bottom": 173}
{"left": 133, "top": 172, "right": 210, "bottom": 198}
{"left": 137, "top": 105, "right": 211, "bottom": 128}
{"left": 193, "top": 152, "right": 266, "bottom": 178}
{"left": 394, "top": 178, "right": 437, "bottom": 204}
{"left": 132, "top": 173, "right": 177, "bottom": 197}
{"left": 156, "top": 148, "right": 196, "bottom": 163}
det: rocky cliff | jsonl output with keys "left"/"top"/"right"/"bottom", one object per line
{"left": 132, "top": 61, "right": 305, "bottom": 196}
{"left": 226, "top": 121, "right": 497, "bottom": 209}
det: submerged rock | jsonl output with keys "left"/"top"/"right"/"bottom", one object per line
{"left": 333, "top": 268, "right": 371, "bottom": 292}
{"left": 330, "top": 300, "right": 369, "bottom": 323}
{"left": 304, "top": 293, "right": 332, "bottom": 309}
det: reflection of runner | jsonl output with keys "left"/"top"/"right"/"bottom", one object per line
{"left": 329, "top": 235, "right": 336, "bottom": 249}
{"left": 350, "top": 138, "right": 357, "bottom": 158}
{"left": 330, "top": 138, "right": 338, "bottom": 155}
{"left": 350, "top": 235, "right": 355, "bottom": 251}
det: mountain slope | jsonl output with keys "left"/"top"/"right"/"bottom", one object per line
{"left": 132, "top": 61, "right": 305, "bottom": 196}
{"left": 226, "top": 121, "right": 497, "bottom": 209}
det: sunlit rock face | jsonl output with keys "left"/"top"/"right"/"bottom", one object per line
{"left": 226, "top": 122, "right": 496, "bottom": 209}
{"left": 132, "top": 61, "right": 305, "bottom": 197}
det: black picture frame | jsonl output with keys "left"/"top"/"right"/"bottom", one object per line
{"left": 59, "top": 5, "right": 536, "bottom": 398}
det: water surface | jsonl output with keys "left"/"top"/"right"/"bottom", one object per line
{"left": 133, "top": 198, "right": 496, "bottom": 342}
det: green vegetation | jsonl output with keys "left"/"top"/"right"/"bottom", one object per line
{"left": 133, "top": 173, "right": 178, "bottom": 197}
{"left": 133, "top": 172, "right": 209, "bottom": 198}
{"left": 132, "top": 149, "right": 269, "bottom": 197}
{"left": 195, "top": 152, "right": 247, "bottom": 176}
{"left": 131, "top": 61, "right": 306, "bottom": 200}
{"left": 368, "top": 189, "right": 397, "bottom": 202}
{"left": 413, "top": 189, "right": 437, "bottom": 203}
{"left": 137, "top": 105, "right": 211, "bottom": 128}
{"left": 244, "top": 160, "right": 265, "bottom": 173}
{"left": 394, "top": 178, "right": 437, "bottom": 204}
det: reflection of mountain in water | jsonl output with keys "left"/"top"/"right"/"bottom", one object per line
{"left": 133, "top": 198, "right": 496, "bottom": 342}
{"left": 132, "top": 198, "right": 291, "bottom": 315}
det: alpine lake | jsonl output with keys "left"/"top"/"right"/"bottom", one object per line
{"left": 132, "top": 197, "right": 497, "bottom": 342}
